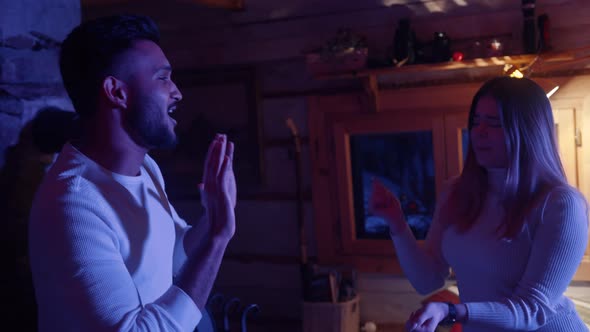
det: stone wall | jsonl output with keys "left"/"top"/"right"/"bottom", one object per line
{"left": 0, "top": 1, "right": 80, "bottom": 329}
{"left": 0, "top": 0, "right": 80, "bottom": 167}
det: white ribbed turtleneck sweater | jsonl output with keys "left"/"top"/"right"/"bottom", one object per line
{"left": 392, "top": 168, "right": 589, "bottom": 331}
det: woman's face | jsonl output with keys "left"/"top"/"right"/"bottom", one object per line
{"left": 470, "top": 96, "right": 509, "bottom": 169}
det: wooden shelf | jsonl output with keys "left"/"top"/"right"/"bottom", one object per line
{"left": 315, "top": 46, "right": 590, "bottom": 81}
{"left": 313, "top": 47, "right": 590, "bottom": 113}
{"left": 316, "top": 54, "right": 540, "bottom": 80}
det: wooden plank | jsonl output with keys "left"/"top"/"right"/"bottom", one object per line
{"left": 159, "top": 0, "right": 590, "bottom": 68}
{"left": 84, "top": 0, "right": 589, "bottom": 66}
{"left": 363, "top": 75, "right": 380, "bottom": 113}
{"left": 215, "top": 260, "right": 302, "bottom": 289}
{"left": 82, "top": 0, "right": 232, "bottom": 29}
{"left": 317, "top": 55, "right": 540, "bottom": 81}
{"left": 258, "top": 58, "right": 360, "bottom": 95}
{"left": 379, "top": 82, "right": 480, "bottom": 111}
{"left": 261, "top": 97, "right": 309, "bottom": 139}
{"left": 308, "top": 96, "right": 337, "bottom": 262}
{"left": 80, "top": 0, "right": 132, "bottom": 5}
{"left": 575, "top": 103, "right": 590, "bottom": 262}
{"left": 238, "top": 191, "right": 312, "bottom": 200}
{"left": 554, "top": 107, "right": 579, "bottom": 187}
{"left": 166, "top": 6, "right": 518, "bottom": 51}
{"left": 169, "top": 13, "right": 588, "bottom": 69}
{"left": 172, "top": 198, "right": 317, "bottom": 257}
{"left": 444, "top": 112, "right": 468, "bottom": 179}
{"left": 264, "top": 137, "right": 310, "bottom": 148}
{"left": 227, "top": 0, "right": 568, "bottom": 25}
{"left": 227, "top": 200, "right": 317, "bottom": 257}
{"left": 538, "top": 0, "right": 590, "bottom": 29}
{"left": 185, "top": 0, "right": 244, "bottom": 11}
{"left": 263, "top": 145, "right": 312, "bottom": 194}
{"left": 575, "top": 259, "right": 590, "bottom": 281}
{"left": 308, "top": 94, "right": 368, "bottom": 263}
{"left": 224, "top": 253, "right": 311, "bottom": 264}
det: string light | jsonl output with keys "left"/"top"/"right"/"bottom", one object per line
{"left": 503, "top": 64, "right": 559, "bottom": 98}
{"left": 503, "top": 64, "right": 524, "bottom": 78}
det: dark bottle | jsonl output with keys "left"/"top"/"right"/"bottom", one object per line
{"left": 432, "top": 31, "right": 452, "bottom": 62}
{"left": 522, "top": 0, "right": 537, "bottom": 54}
{"left": 537, "top": 14, "right": 551, "bottom": 52}
{"left": 393, "top": 18, "right": 416, "bottom": 65}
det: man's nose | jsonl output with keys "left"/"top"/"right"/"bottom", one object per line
{"left": 171, "top": 80, "right": 182, "bottom": 102}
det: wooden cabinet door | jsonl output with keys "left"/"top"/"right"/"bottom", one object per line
{"left": 444, "top": 112, "right": 469, "bottom": 179}
{"left": 554, "top": 108, "right": 579, "bottom": 187}
{"left": 554, "top": 107, "right": 590, "bottom": 281}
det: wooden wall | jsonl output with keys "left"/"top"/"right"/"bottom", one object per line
{"left": 80, "top": 1, "right": 590, "bottom": 330}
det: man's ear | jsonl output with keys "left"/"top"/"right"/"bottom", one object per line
{"left": 102, "top": 76, "right": 129, "bottom": 109}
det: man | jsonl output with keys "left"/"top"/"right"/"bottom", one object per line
{"left": 28, "top": 14, "right": 236, "bottom": 331}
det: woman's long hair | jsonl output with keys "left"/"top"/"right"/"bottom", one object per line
{"left": 443, "top": 77, "right": 572, "bottom": 238}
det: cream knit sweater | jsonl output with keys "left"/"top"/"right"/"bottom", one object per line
{"left": 392, "top": 175, "right": 589, "bottom": 331}
{"left": 29, "top": 143, "right": 201, "bottom": 331}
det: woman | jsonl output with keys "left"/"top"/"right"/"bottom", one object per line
{"left": 369, "top": 77, "right": 589, "bottom": 331}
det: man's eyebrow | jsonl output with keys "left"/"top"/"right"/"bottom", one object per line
{"left": 156, "top": 65, "right": 172, "bottom": 73}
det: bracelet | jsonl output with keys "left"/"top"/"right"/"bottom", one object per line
{"left": 439, "top": 302, "right": 457, "bottom": 326}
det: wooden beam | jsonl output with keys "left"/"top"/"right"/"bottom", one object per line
{"left": 264, "top": 137, "right": 309, "bottom": 148}
{"left": 80, "top": 0, "right": 133, "bottom": 6}
{"left": 362, "top": 74, "right": 379, "bottom": 113}
{"left": 82, "top": 0, "right": 244, "bottom": 10}
{"left": 532, "top": 54, "right": 590, "bottom": 75}
{"left": 315, "top": 54, "right": 541, "bottom": 81}
{"left": 184, "top": 0, "right": 244, "bottom": 10}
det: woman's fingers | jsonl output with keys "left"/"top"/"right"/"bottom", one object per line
{"left": 405, "top": 303, "right": 446, "bottom": 332}
{"left": 370, "top": 180, "right": 394, "bottom": 210}
{"left": 373, "top": 178, "right": 389, "bottom": 194}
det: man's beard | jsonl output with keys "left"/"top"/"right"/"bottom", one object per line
{"left": 127, "top": 99, "right": 178, "bottom": 150}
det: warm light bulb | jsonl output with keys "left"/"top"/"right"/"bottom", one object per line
{"left": 509, "top": 69, "right": 524, "bottom": 79}
{"left": 503, "top": 64, "right": 525, "bottom": 78}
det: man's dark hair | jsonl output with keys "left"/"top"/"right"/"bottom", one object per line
{"left": 59, "top": 14, "right": 160, "bottom": 119}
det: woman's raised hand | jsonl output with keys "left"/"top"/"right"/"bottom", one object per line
{"left": 368, "top": 178, "right": 407, "bottom": 236}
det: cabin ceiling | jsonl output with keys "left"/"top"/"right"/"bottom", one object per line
{"left": 80, "top": 0, "right": 526, "bottom": 25}
{"left": 81, "top": 0, "right": 244, "bottom": 11}
{"left": 79, "top": 0, "right": 583, "bottom": 70}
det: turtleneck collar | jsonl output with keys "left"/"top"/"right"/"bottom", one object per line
{"left": 486, "top": 167, "right": 507, "bottom": 196}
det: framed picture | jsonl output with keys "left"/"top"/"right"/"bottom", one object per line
{"left": 151, "top": 66, "right": 263, "bottom": 200}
